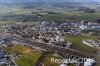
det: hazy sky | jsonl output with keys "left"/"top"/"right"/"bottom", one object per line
{"left": 0, "top": 0, "right": 100, "bottom": 3}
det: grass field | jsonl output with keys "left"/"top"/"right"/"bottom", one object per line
{"left": 0, "top": 20, "right": 17, "bottom": 25}
{"left": 1, "top": 8, "right": 100, "bottom": 23}
{"left": 5, "top": 45, "right": 41, "bottom": 66}
{"left": 65, "top": 35, "right": 99, "bottom": 54}
{"left": 16, "top": 52, "right": 40, "bottom": 66}
{"left": 40, "top": 53, "right": 61, "bottom": 66}
{"left": 37, "top": 12, "right": 100, "bottom": 22}
{"left": 5, "top": 45, "right": 29, "bottom": 54}
{"left": 40, "top": 53, "right": 76, "bottom": 66}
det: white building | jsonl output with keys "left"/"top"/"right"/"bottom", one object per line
{"left": 79, "top": 21, "right": 100, "bottom": 30}
{"left": 83, "top": 40, "right": 100, "bottom": 48}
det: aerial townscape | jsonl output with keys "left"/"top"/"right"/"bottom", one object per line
{"left": 0, "top": 0, "right": 100, "bottom": 66}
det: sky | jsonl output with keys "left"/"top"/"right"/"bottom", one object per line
{"left": 0, "top": 0, "right": 100, "bottom": 3}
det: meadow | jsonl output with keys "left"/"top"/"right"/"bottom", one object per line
{"left": 5, "top": 45, "right": 41, "bottom": 66}
{"left": 65, "top": 35, "right": 99, "bottom": 54}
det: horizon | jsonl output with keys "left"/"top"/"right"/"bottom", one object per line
{"left": 0, "top": 0, "right": 100, "bottom": 3}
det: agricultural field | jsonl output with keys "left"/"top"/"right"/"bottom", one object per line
{"left": 5, "top": 45, "right": 41, "bottom": 66}
{"left": 1, "top": 12, "right": 100, "bottom": 23}
{"left": 39, "top": 12, "right": 100, "bottom": 22}
{"left": 65, "top": 35, "right": 99, "bottom": 54}
{"left": 1, "top": 5, "right": 100, "bottom": 23}
{"left": 40, "top": 53, "right": 62, "bottom": 66}
{"left": 40, "top": 53, "right": 76, "bottom": 66}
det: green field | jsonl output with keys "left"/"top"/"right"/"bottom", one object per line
{"left": 39, "top": 12, "right": 100, "bottom": 22}
{"left": 65, "top": 35, "right": 99, "bottom": 54}
{"left": 16, "top": 52, "right": 40, "bottom": 66}
{"left": 40, "top": 53, "right": 61, "bottom": 66}
{"left": 40, "top": 53, "right": 76, "bottom": 66}
{"left": 5, "top": 45, "right": 41, "bottom": 66}
{"left": 1, "top": 7, "right": 100, "bottom": 23}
